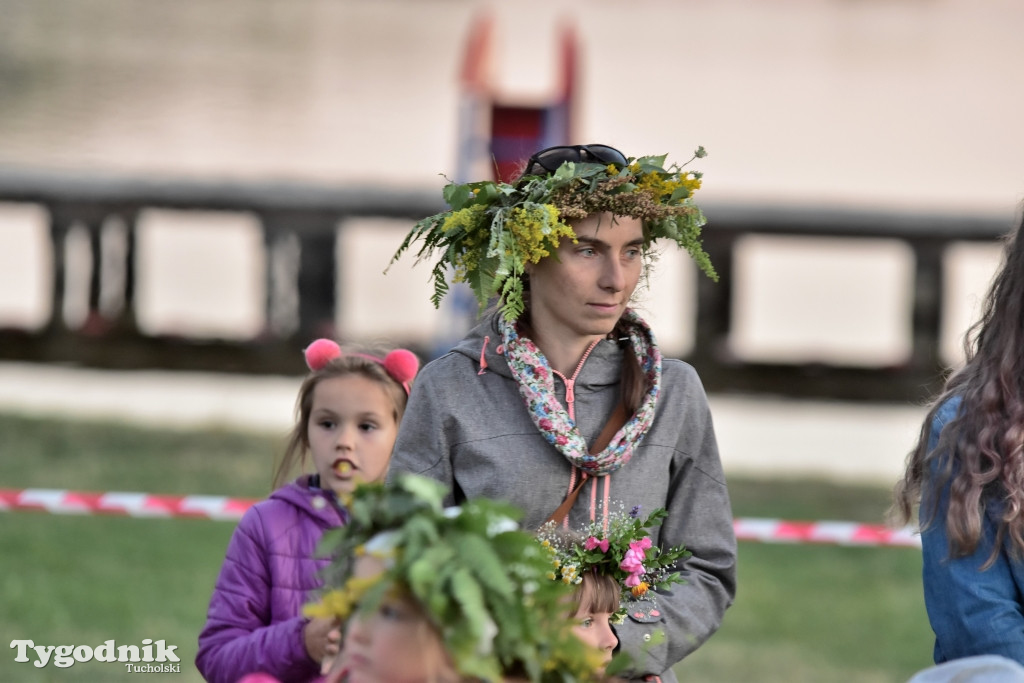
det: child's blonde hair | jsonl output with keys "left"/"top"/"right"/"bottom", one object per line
{"left": 272, "top": 350, "right": 413, "bottom": 488}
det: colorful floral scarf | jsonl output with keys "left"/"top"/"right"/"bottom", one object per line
{"left": 497, "top": 309, "right": 662, "bottom": 475}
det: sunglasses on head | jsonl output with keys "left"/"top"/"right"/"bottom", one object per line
{"left": 523, "top": 144, "right": 629, "bottom": 177}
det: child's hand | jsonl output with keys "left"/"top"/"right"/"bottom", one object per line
{"left": 319, "top": 625, "right": 342, "bottom": 675}
{"left": 322, "top": 651, "right": 347, "bottom": 683}
{"left": 303, "top": 617, "right": 341, "bottom": 663}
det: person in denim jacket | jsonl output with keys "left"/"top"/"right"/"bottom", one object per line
{"left": 894, "top": 210, "right": 1024, "bottom": 665}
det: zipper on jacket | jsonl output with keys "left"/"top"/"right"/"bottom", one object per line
{"left": 551, "top": 338, "right": 601, "bottom": 422}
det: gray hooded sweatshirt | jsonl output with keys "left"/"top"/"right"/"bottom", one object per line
{"left": 389, "top": 312, "right": 737, "bottom": 682}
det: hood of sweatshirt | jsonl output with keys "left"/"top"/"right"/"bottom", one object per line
{"left": 268, "top": 474, "right": 347, "bottom": 528}
{"left": 450, "top": 311, "right": 628, "bottom": 393}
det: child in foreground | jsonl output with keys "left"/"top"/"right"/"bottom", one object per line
{"left": 307, "top": 474, "right": 604, "bottom": 683}
{"left": 196, "top": 339, "right": 418, "bottom": 683}
{"left": 538, "top": 506, "right": 691, "bottom": 682}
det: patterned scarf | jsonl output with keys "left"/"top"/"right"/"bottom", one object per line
{"left": 497, "top": 309, "right": 662, "bottom": 475}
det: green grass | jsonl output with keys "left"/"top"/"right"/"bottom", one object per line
{"left": 0, "top": 413, "right": 934, "bottom": 682}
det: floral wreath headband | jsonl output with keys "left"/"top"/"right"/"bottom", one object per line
{"left": 304, "top": 475, "right": 601, "bottom": 682}
{"left": 389, "top": 144, "right": 717, "bottom": 321}
{"left": 537, "top": 505, "right": 691, "bottom": 621}
{"left": 304, "top": 338, "right": 419, "bottom": 395}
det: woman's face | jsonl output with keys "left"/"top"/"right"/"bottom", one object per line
{"left": 337, "top": 556, "right": 457, "bottom": 683}
{"left": 526, "top": 211, "right": 644, "bottom": 346}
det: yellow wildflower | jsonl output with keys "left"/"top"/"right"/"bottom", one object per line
{"left": 303, "top": 588, "right": 353, "bottom": 619}
{"left": 442, "top": 205, "right": 485, "bottom": 234}
{"left": 631, "top": 581, "right": 650, "bottom": 597}
{"left": 507, "top": 205, "right": 575, "bottom": 265}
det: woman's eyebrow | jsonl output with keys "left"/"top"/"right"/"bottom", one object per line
{"left": 575, "top": 236, "right": 645, "bottom": 248}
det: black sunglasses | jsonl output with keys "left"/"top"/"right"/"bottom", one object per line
{"left": 523, "top": 144, "right": 629, "bottom": 177}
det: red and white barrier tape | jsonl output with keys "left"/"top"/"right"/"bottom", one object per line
{"left": 733, "top": 518, "right": 920, "bottom": 548}
{"left": 0, "top": 488, "right": 257, "bottom": 522}
{"left": 0, "top": 488, "right": 921, "bottom": 548}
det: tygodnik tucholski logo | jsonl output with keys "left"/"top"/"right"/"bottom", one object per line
{"left": 10, "top": 639, "right": 181, "bottom": 672}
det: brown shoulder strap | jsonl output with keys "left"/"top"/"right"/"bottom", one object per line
{"left": 588, "top": 402, "right": 628, "bottom": 455}
{"left": 541, "top": 402, "right": 629, "bottom": 527}
{"left": 542, "top": 478, "right": 587, "bottom": 528}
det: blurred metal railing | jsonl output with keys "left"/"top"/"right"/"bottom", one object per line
{"left": 0, "top": 167, "right": 1013, "bottom": 401}
{"left": 691, "top": 205, "right": 1010, "bottom": 401}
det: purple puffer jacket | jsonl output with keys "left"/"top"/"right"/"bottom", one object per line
{"left": 196, "top": 476, "right": 346, "bottom": 683}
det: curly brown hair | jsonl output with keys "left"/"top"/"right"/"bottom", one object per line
{"left": 894, "top": 210, "right": 1024, "bottom": 565}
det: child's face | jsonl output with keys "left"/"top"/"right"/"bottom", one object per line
{"left": 307, "top": 374, "right": 399, "bottom": 497}
{"left": 572, "top": 600, "right": 618, "bottom": 671}
{"left": 339, "top": 556, "right": 456, "bottom": 683}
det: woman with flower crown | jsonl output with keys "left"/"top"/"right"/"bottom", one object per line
{"left": 387, "top": 143, "right": 737, "bottom": 682}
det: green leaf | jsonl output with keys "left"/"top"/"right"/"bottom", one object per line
{"left": 429, "top": 261, "right": 450, "bottom": 309}
{"left": 636, "top": 154, "right": 668, "bottom": 172}
{"left": 443, "top": 182, "right": 473, "bottom": 210}
{"left": 465, "top": 256, "right": 497, "bottom": 308}
{"left": 574, "top": 162, "right": 606, "bottom": 179}
{"left": 399, "top": 475, "right": 446, "bottom": 509}
{"left": 499, "top": 276, "right": 524, "bottom": 321}
{"left": 669, "top": 186, "right": 691, "bottom": 202}
{"left": 476, "top": 182, "right": 502, "bottom": 203}
{"left": 408, "top": 556, "right": 440, "bottom": 597}
{"left": 452, "top": 533, "right": 516, "bottom": 598}
{"left": 450, "top": 567, "right": 489, "bottom": 638}
{"left": 553, "top": 161, "right": 577, "bottom": 181}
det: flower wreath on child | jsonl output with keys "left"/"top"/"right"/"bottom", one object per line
{"left": 537, "top": 505, "right": 692, "bottom": 624}
{"left": 304, "top": 474, "right": 604, "bottom": 682}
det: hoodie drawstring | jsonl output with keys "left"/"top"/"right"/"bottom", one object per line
{"left": 553, "top": 338, "right": 609, "bottom": 529}
{"left": 589, "top": 475, "right": 611, "bottom": 532}
{"left": 566, "top": 470, "right": 611, "bottom": 531}
{"left": 477, "top": 335, "right": 490, "bottom": 375}
{"left": 602, "top": 476, "right": 611, "bottom": 534}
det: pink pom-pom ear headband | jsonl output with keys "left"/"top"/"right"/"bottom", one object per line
{"left": 303, "top": 339, "right": 419, "bottom": 395}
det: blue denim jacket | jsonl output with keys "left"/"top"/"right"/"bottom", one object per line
{"left": 921, "top": 395, "right": 1024, "bottom": 665}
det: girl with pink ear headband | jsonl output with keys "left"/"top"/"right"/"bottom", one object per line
{"left": 196, "top": 340, "right": 419, "bottom": 683}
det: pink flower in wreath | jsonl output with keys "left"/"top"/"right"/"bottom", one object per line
{"left": 620, "top": 548, "right": 647, "bottom": 575}
{"left": 624, "top": 572, "right": 644, "bottom": 588}
{"left": 585, "top": 536, "right": 610, "bottom": 553}
{"left": 630, "top": 537, "right": 653, "bottom": 553}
